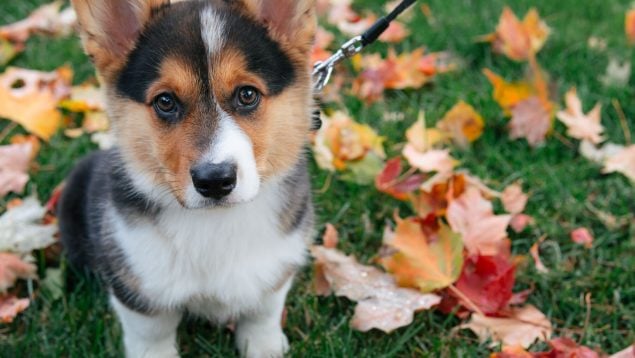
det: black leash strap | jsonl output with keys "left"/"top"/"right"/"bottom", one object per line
{"left": 312, "top": 0, "right": 417, "bottom": 92}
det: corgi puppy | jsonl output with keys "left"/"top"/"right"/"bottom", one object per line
{"left": 57, "top": 0, "right": 316, "bottom": 357}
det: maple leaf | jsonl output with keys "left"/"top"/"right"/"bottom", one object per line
{"left": 311, "top": 243, "right": 440, "bottom": 333}
{"left": 379, "top": 217, "right": 464, "bottom": 293}
{"left": 556, "top": 88, "right": 604, "bottom": 144}
{"left": 405, "top": 111, "right": 447, "bottom": 152}
{"left": 612, "top": 345, "right": 635, "bottom": 358}
{"left": 58, "top": 82, "right": 106, "bottom": 113}
{"left": 375, "top": 158, "right": 425, "bottom": 201}
{"left": 509, "top": 214, "right": 534, "bottom": 233}
{"left": 0, "top": 1, "right": 76, "bottom": 44}
{"left": 0, "top": 143, "right": 33, "bottom": 198}
{"left": 0, "top": 252, "right": 36, "bottom": 292}
{"left": 509, "top": 96, "right": 552, "bottom": 147}
{"left": 627, "top": 9, "right": 635, "bottom": 45}
{"left": 483, "top": 69, "right": 533, "bottom": 112}
{"left": 501, "top": 182, "right": 528, "bottom": 215}
{"left": 579, "top": 140, "right": 625, "bottom": 165}
{"left": 446, "top": 187, "right": 512, "bottom": 256}
{"left": 436, "top": 101, "right": 484, "bottom": 148}
{"left": 452, "top": 253, "right": 516, "bottom": 315}
{"left": 402, "top": 146, "right": 458, "bottom": 174}
{"left": 482, "top": 7, "right": 550, "bottom": 61}
{"left": 459, "top": 304, "right": 552, "bottom": 348}
{"left": 379, "top": 21, "right": 410, "bottom": 43}
{"left": 0, "top": 66, "right": 72, "bottom": 140}
{"left": 0, "top": 295, "right": 30, "bottom": 323}
{"left": 571, "top": 228, "right": 594, "bottom": 249}
{"left": 602, "top": 145, "right": 635, "bottom": 182}
{"left": 0, "top": 196, "right": 57, "bottom": 254}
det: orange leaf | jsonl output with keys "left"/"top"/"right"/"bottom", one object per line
{"left": 0, "top": 295, "right": 30, "bottom": 323}
{"left": 626, "top": 9, "right": 635, "bottom": 45}
{"left": 484, "top": 7, "right": 550, "bottom": 61}
{"left": 379, "top": 217, "right": 463, "bottom": 293}
{"left": 436, "top": 101, "right": 484, "bottom": 148}
{"left": 0, "top": 67, "right": 72, "bottom": 140}
{"left": 483, "top": 69, "right": 533, "bottom": 112}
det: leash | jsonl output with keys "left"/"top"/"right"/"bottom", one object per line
{"left": 312, "top": 0, "right": 417, "bottom": 93}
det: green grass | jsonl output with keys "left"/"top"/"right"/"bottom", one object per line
{"left": 1, "top": 0, "right": 634, "bottom": 356}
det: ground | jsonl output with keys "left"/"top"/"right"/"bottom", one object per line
{"left": 0, "top": 0, "right": 634, "bottom": 356}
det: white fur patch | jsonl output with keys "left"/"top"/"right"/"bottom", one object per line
{"left": 108, "top": 178, "right": 307, "bottom": 322}
{"left": 200, "top": 6, "right": 226, "bottom": 56}
{"left": 185, "top": 110, "right": 260, "bottom": 207}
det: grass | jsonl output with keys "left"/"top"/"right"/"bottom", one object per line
{"left": 1, "top": 0, "right": 634, "bottom": 356}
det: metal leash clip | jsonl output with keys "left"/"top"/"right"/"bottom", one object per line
{"left": 313, "top": 35, "right": 364, "bottom": 92}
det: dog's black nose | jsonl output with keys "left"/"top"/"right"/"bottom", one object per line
{"left": 190, "top": 162, "right": 237, "bottom": 199}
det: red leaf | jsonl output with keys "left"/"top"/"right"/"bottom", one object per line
{"left": 453, "top": 253, "right": 516, "bottom": 315}
{"left": 375, "top": 157, "right": 424, "bottom": 200}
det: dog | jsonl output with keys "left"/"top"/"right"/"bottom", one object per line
{"left": 57, "top": 0, "right": 316, "bottom": 356}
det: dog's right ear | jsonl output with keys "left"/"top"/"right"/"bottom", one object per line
{"left": 72, "top": 0, "right": 169, "bottom": 78}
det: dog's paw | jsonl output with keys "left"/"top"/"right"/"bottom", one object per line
{"left": 235, "top": 325, "right": 289, "bottom": 358}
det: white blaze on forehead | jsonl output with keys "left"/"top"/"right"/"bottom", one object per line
{"left": 200, "top": 6, "right": 226, "bottom": 56}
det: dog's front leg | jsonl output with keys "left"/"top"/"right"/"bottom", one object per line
{"left": 235, "top": 279, "right": 292, "bottom": 358}
{"left": 111, "top": 295, "right": 182, "bottom": 358}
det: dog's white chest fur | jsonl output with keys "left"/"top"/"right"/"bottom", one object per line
{"left": 108, "top": 181, "right": 307, "bottom": 320}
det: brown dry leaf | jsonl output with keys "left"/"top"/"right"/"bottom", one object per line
{"left": 509, "top": 96, "right": 552, "bottom": 147}
{"left": 446, "top": 187, "right": 512, "bottom": 256}
{"left": 436, "top": 101, "right": 484, "bottom": 148}
{"left": 379, "top": 218, "right": 464, "bottom": 293}
{"left": 0, "top": 66, "right": 72, "bottom": 140}
{"left": 311, "top": 244, "right": 441, "bottom": 333}
{"left": 501, "top": 182, "right": 528, "bottom": 215}
{"left": 0, "top": 295, "right": 30, "bottom": 323}
{"left": 556, "top": 88, "right": 604, "bottom": 144}
{"left": 482, "top": 7, "right": 550, "bottom": 61}
{"left": 0, "top": 252, "right": 36, "bottom": 292}
{"left": 459, "top": 304, "right": 552, "bottom": 348}
{"left": 0, "top": 143, "right": 34, "bottom": 198}
{"left": 603, "top": 145, "right": 635, "bottom": 182}
{"left": 0, "top": 1, "right": 76, "bottom": 44}
{"left": 571, "top": 228, "right": 594, "bottom": 249}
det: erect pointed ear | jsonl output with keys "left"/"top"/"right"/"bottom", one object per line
{"left": 236, "top": 0, "right": 317, "bottom": 53}
{"left": 71, "top": 0, "right": 170, "bottom": 77}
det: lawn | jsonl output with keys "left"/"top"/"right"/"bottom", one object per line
{"left": 1, "top": 0, "right": 634, "bottom": 356}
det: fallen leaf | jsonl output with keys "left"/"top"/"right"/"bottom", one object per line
{"left": 548, "top": 337, "right": 602, "bottom": 358}
{"left": 509, "top": 96, "right": 552, "bottom": 147}
{"left": 0, "top": 252, "right": 36, "bottom": 292}
{"left": 556, "top": 88, "right": 604, "bottom": 144}
{"left": 501, "top": 183, "right": 528, "bottom": 215}
{"left": 412, "top": 174, "right": 466, "bottom": 217}
{"left": 0, "top": 38, "right": 20, "bottom": 67}
{"left": 379, "top": 21, "right": 410, "bottom": 43}
{"left": 600, "top": 58, "right": 631, "bottom": 88}
{"left": 0, "top": 196, "right": 57, "bottom": 254}
{"left": 483, "top": 69, "right": 533, "bottom": 113}
{"left": 530, "top": 236, "right": 549, "bottom": 274}
{"left": 0, "top": 66, "right": 72, "bottom": 140}
{"left": 379, "top": 217, "right": 464, "bottom": 293}
{"left": 453, "top": 253, "right": 516, "bottom": 315}
{"left": 402, "top": 145, "right": 458, "bottom": 174}
{"left": 626, "top": 9, "right": 635, "bottom": 45}
{"left": 579, "top": 140, "right": 625, "bottom": 165}
{"left": 602, "top": 145, "right": 635, "bottom": 182}
{"left": 0, "top": 295, "right": 30, "bottom": 323}
{"left": 0, "top": 143, "right": 33, "bottom": 198}
{"left": 58, "top": 82, "right": 106, "bottom": 113}
{"left": 571, "top": 228, "right": 594, "bottom": 249}
{"left": 611, "top": 345, "right": 635, "bottom": 358}
{"left": 509, "top": 214, "right": 534, "bottom": 233}
{"left": 405, "top": 111, "right": 447, "bottom": 152}
{"left": 436, "top": 101, "right": 485, "bottom": 148}
{"left": 482, "top": 7, "right": 550, "bottom": 61}
{"left": 311, "top": 26, "right": 334, "bottom": 63}
{"left": 375, "top": 157, "right": 425, "bottom": 201}
{"left": 0, "top": 1, "right": 76, "bottom": 44}
{"left": 322, "top": 223, "right": 339, "bottom": 249}
{"left": 459, "top": 304, "right": 552, "bottom": 348}
{"left": 311, "top": 244, "right": 441, "bottom": 333}
{"left": 446, "top": 187, "right": 512, "bottom": 256}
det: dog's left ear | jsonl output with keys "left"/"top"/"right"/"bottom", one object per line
{"left": 237, "top": 0, "right": 316, "bottom": 53}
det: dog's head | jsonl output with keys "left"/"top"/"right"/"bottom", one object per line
{"left": 73, "top": 0, "right": 316, "bottom": 208}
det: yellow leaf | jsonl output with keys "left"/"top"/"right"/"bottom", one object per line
{"left": 436, "top": 101, "right": 484, "bottom": 148}
{"left": 482, "top": 7, "right": 550, "bottom": 61}
{"left": 405, "top": 111, "right": 447, "bottom": 152}
{"left": 0, "top": 67, "right": 72, "bottom": 140}
{"left": 379, "top": 218, "right": 464, "bottom": 293}
{"left": 483, "top": 69, "right": 533, "bottom": 113}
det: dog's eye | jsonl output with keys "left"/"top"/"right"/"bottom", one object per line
{"left": 153, "top": 93, "right": 180, "bottom": 121}
{"left": 235, "top": 86, "right": 260, "bottom": 110}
